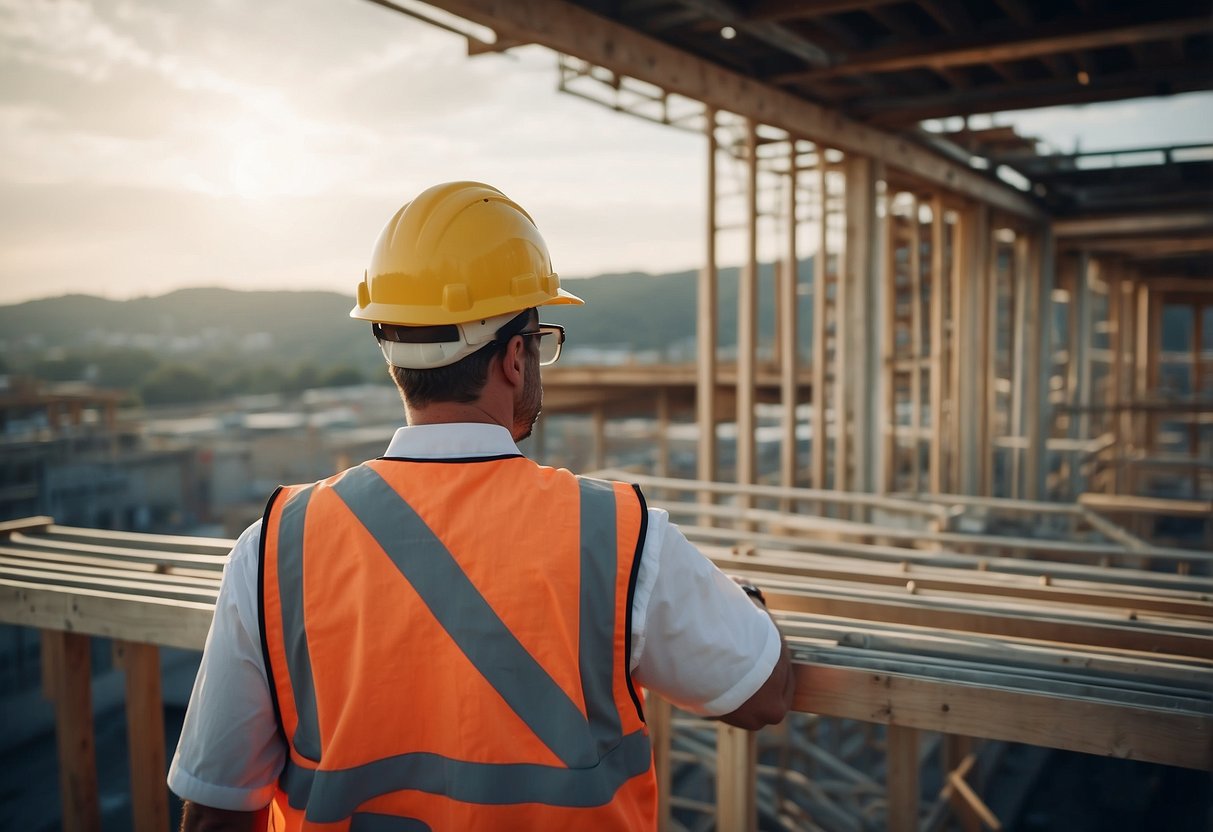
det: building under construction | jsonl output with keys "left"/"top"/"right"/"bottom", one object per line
{"left": 1, "top": 1, "right": 1210, "bottom": 830}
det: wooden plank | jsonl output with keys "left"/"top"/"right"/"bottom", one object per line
{"left": 886, "top": 724, "right": 920, "bottom": 832}
{"left": 766, "top": 591, "right": 1213, "bottom": 658}
{"left": 749, "top": 0, "right": 899, "bottom": 19}
{"left": 929, "top": 197, "right": 946, "bottom": 495}
{"left": 716, "top": 724, "right": 757, "bottom": 832}
{"left": 42, "top": 630, "right": 101, "bottom": 832}
{"left": 648, "top": 695, "right": 673, "bottom": 830}
{"left": 792, "top": 663, "right": 1212, "bottom": 769}
{"left": 780, "top": 14, "right": 1211, "bottom": 79}
{"left": 909, "top": 197, "right": 924, "bottom": 495}
{"left": 811, "top": 158, "right": 829, "bottom": 492}
{"left": 0, "top": 516, "right": 54, "bottom": 536}
{"left": 948, "top": 769, "right": 1002, "bottom": 831}
{"left": 1054, "top": 212, "right": 1213, "bottom": 239}
{"left": 1086, "top": 492, "right": 1213, "bottom": 519}
{"left": 1, "top": 581, "right": 213, "bottom": 651}
{"left": 737, "top": 118, "right": 759, "bottom": 506}
{"left": 113, "top": 641, "right": 169, "bottom": 832}
{"left": 419, "top": 0, "right": 1043, "bottom": 218}
{"left": 780, "top": 143, "right": 799, "bottom": 501}
{"left": 698, "top": 106, "right": 719, "bottom": 522}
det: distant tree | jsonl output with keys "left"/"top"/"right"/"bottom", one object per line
{"left": 92, "top": 347, "right": 160, "bottom": 389}
{"left": 32, "top": 353, "right": 82, "bottom": 382}
{"left": 318, "top": 366, "right": 363, "bottom": 387}
{"left": 141, "top": 364, "right": 216, "bottom": 405}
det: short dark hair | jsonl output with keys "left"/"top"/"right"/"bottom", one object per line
{"left": 386, "top": 309, "right": 537, "bottom": 408}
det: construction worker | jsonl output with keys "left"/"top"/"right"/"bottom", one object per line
{"left": 169, "top": 181, "right": 795, "bottom": 831}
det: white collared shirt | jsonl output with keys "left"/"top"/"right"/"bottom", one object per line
{"left": 168, "top": 423, "right": 780, "bottom": 810}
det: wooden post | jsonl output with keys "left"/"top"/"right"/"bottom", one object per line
{"left": 909, "top": 196, "right": 924, "bottom": 495}
{"left": 737, "top": 118, "right": 759, "bottom": 505}
{"left": 42, "top": 630, "right": 101, "bottom": 832}
{"left": 843, "top": 155, "right": 882, "bottom": 499}
{"left": 780, "top": 142, "right": 799, "bottom": 507}
{"left": 887, "top": 724, "right": 920, "bottom": 832}
{"left": 929, "top": 197, "right": 946, "bottom": 495}
{"left": 981, "top": 223, "right": 1000, "bottom": 498}
{"left": 113, "top": 640, "right": 168, "bottom": 832}
{"left": 881, "top": 197, "right": 899, "bottom": 494}
{"left": 811, "top": 155, "right": 829, "bottom": 493}
{"left": 716, "top": 725, "right": 757, "bottom": 832}
{"left": 1009, "top": 233, "right": 1030, "bottom": 499}
{"left": 956, "top": 203, "right": 990, "bottom": 496}
{"left": 1024, "top": 228, "right": 1054, "bottom": 501}
{"left": 648, "top": 695, "right": 674, "bottom": 831}
{"left": 698, "top": 107, "right": 719, "bottom": 522}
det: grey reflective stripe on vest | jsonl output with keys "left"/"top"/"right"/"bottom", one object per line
{"left": 349, "top": 813, "right": 432, "bottom": 832}
{"left": 577, "top": 477, "right": 622, "bottom": 753}
{"left": 284, "top": 729, "right": 653, "bottom": 822}
{"left": 276, "top": 464, "right": 649, "bottom": 821}
{"left": 277, "top": 485, "right": 322, "bottom": 761}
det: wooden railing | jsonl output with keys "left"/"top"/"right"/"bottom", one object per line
{"left": 2, "top": 488, "right": 1210, "bottom": 831}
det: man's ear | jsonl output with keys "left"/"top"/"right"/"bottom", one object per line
{"left": 500, "top": 336, "right": 526, "bottom": 387}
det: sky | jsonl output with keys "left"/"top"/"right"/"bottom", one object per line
{"left": 0, "top": 0, "right": 1210, "bottom": 306}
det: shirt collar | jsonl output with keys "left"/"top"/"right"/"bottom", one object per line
{"left": 383, "top": 423, "right": 522, "bottom": 460}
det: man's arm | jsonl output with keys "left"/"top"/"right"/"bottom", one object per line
{"left": 180, "top": 802, "right": 267, "bottom": 832}
{"left": 717, "top": 592, "right": 795, "bottom": 730}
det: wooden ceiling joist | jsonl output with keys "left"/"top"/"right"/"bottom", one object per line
{"left": 854, "top": 65, "right": 1211, "bottom": 123}
{"left": 778, "top": 13, "right": 1211, "bottom": 82}
{"left": 417, "top": 0, "right": 1042, "bottom": 218}
{"left": 747, "top": 0, "right": 900, "bottom": 21}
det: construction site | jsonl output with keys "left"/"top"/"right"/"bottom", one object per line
{"left": 1, "top": 1, "right": 1211, "bottom": 830}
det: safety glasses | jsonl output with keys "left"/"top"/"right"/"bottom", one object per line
{"left": 519, "top": 324, "right": 565, "bottom": 366}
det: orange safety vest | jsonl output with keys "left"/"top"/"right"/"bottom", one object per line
{"left": 258, "top": 455, "right": 657, "bottom": 831}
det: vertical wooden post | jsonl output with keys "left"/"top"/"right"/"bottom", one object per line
{"left": 811, "top": 155, "right": 829, "bottom": 494}
{"left": 42, "top": 630, "right": 101, "bottom": 832}
{"left": 909, "top": 196, "right": 924, "bottom": 495}
{"left": 843, "top": 155, "right": 882, "bottom": 499}
{"left": 648, "top": 695, "right": 674, "bottom": 831}
{"left": 981, "top": 224, "right": 1000, "bottom": 498}
{"left": 928, "top": 197, "right": 946, "bottom": 495}
{"left": 1009, "top": 233, "right": 1031, "bottom": 498}
{"left": 737, "top": 118, "right": 759, "bottom": 504}
{"left": 113, "top": 641, "right": 168, "bottom": 832}
{"left": 1024, "top": 228, "right": 1054, "bottom": 501}
{"left": 956, "top": 203, "right": 990, "bottom": 496}
{"left": 881, "top": 196, "right": 899, "bottom": 494}
{"left": 716, "top": 725, "right": 758, "bottom": 832}
{"left": 1190, "top": 304, "right": 1203, "bottom": 495}
{"left": 698, "top": 106, "right": 719, "bottom": 523}
{"left": 780, "top": 141, "right": 799, "bottom": 507}
{"left": 887, "top": 724, "right": 920, "bottom": 832}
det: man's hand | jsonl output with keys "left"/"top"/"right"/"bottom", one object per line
{"left": 718, "top": 576, "right": 796, "bottom": 730}
{"left": 180, "top": 801, "right": 268, "bottom": 832}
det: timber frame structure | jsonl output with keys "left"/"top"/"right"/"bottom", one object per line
{"left": 5, "top": 1, "right": 1211, "bottom": 830}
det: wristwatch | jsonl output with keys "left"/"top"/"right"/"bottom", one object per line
{"left": 736, "top": 582, "right": 766, "bottom": 606}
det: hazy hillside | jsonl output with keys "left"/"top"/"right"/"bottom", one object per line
{"left": 0, "top": 260, "right": 815, "bottom": 404}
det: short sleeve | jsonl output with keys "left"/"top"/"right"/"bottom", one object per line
{"left": 630, "top": 511, "right": 781, "bottom": 716}
{"left": 167, "top": 519, "right": 286, "bottom": 810}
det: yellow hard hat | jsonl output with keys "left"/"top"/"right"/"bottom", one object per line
{"left": 351, "top": 181, "right": 584, "bottom": 327}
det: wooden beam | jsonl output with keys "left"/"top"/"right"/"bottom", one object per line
{"left": 844, "top": 156, "right": 883, "bottom": 495}
{"left": 648, "top": 695, "right": 674, "bottom": 830}
{"left": 676, "top": 0, "right": 832, "bottom": 66}
{"left": 791, "top": 663, "right": 1212, "bottom": 770}
{"left": 749, "top": 0, "right": 900, "bottom": 20}
{"left": 716, "top": 725, "right": 758, "bottom": 832}
{"left": 928, "top": 197, "right": 946, "bottom": 494}
{"left": 113, "top": 641, "right": 169, "bottom": 832}
{"left": 42, "top": 630, "right": 101, "bottom": 832}
{"left": 417, "top": 0, "right": 1043, "bottom": 218}
{"left": 699, "top": 109, "right": 719, "bottom": 516}
{"left": 811, "top": 160, "right": 829, "bottom": 491}
{"left": 1054, "top": 212, "right": 1213, "bottom": 239}
{"left": 780, "top": 14, "right": 1212, "bottom": 80}
{"left": 854, "top": 65, "right": 1212, "bottom": 123}
{"left": 737, "top": 119, "right": 759, "bottom": 501}
{"left": 887, "top": 724, "right": 920, "bottom": 832}
{"left": 780, "top": 145, "right": 800, "bottom": 499}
